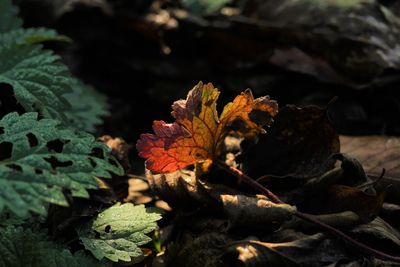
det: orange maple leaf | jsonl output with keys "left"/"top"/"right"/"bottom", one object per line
{"left": 136, "top": 82, "right": 278, "bottom": 173}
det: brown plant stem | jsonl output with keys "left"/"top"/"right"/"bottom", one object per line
{"left": 214, "top": 159, "right": 400, "bottom": 263}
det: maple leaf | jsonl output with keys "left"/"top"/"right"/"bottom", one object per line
{"left": 136, "top": 82, "right": 278, "bottom": 173}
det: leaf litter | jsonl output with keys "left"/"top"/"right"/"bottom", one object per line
{"left": 135, "top": 82, "right": 400, "bottom": 266}
{"left": 11, "top": 0, "right": 400, "bottom": 265}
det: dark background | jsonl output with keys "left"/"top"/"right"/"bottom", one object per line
{"left": 13, "top": 0, "right": 400, "bottom": 147}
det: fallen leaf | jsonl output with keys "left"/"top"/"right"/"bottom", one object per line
{"left": 125, "top": 177, "right": 152, "bottom": 205}
{"left": 282, "top": 211, "right": 361, "bottom": 232}
{"left": 221, "top": 194, "right": 296, "bottom": 229}
{"left": 164, "top": 229, "right": 358, "bottom": 267}
{"left": 243, "top": 0, "right": 400, "bottom": 87}
{"left": 328, "top": 185, "right": 386, "bottom": 222}
{"left": 297, "top": 154, "right": 377, "bottom": 215}
{"left": 99, "top": 135, "right": 131, "bottom": 171}
{"left": 327, "top": 258, "right": 400, "bottom": 266}
{"left": 146, "top": 169, "right": 216, "bottom": 209}
{"left": 340, "top": 136, "right": 400, "bottom": 178}
{"left": 136, "top": 81, "right": 278, "bottom": 173}
{"left": 381, "top": 203, "right": 400, "bottom": 229}
{"left": 304, "top": 154, "right": 370, "bottom": 194}
{"left": 166, "top": 232, "right": 230, "bottom": 267}
{"left": 147, "top": 170, "right": 295, "bottom": 229}
{"left": 223, "top": 233, "right": 348, "bottom": 267}
{"left": 351, "top": 217, "right": 400, "bottom": 254}
{"left": 340, "top": 135, "right": 400, "bottom": 204}
{"left": 243, "top": 105, "right": 339, "bottom": 178}
{"left": 128, "top": 177, "right": 149, "bottom": 192}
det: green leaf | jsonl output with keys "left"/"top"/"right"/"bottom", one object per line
{"left": 0, "top": 44, "right": 73, "bottom": 121}
{"left": 0, "top": 0, "right": 22, "bottom": 33}
{"left": 0, "top": 226, "right": 110, "bottom": 267}
{"left": 78, "top": 203, "right": 161, "bottom": 262}
{"left": 0, "top": 112, "right": 123, "bottom": 217}
{"left": 64, "top": 79, "right": 110, "bottom": 132}
{"left": 0, "top": 28, "right": 71, "bottom": 48}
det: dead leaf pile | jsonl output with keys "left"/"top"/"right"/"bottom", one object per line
{"left": 134, "top": 82, "right": 400, "bottom": 267}
{"left": 14, "top": 0, "right": 400, "bottom": 266}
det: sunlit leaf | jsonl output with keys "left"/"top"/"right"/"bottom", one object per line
{"left": 137, "top": 81, "right": 278, "bottom": 173}
{"left": 78, "top": 203, "right": 161, "bottom": 262}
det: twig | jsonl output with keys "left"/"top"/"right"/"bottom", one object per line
{"left": 214, "top": 159, "right": 400, "bottom": 263}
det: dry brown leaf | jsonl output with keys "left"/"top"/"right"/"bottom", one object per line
{"left": 221, "top": 194, "right": 296, "bottom": 229}
{"left": 166, "top": 231, "right": 349, "bottom": 267}
{"left": 125, "top": 177, "right": 153, "bottom": 205}
{"left": 147, "top": 171, "right": 296, "bottom": 229}
{"left": 243, "top": 105, "right": 339, "bottom": 178}
{"left": 146, "top": 169, "right": 217, "bottom": 209}
{"left": 224, "top": 233, "right": 348, "bottom": 267}
{"left": 381, "top": 203, "right": 400, "bottom": 229}
{"left": 351, "top": 217, "right": 400, "bottom": 252}
{"left": 328, "top": 185, "right": 387, "bottom": 222}
{"left": 340, "top": 136, "right": 400, "bottom": 178}
{"left": 166, "top": 232, "right": 230, "bottom": 267}
{"left": 99, "top": 135, "right": 131, "bottom": 171}
{"left": 282, "top": 211, "right": 361, "bottom": 232}
{"left": 340, "top": 135, "right": 400, "bottom": 204}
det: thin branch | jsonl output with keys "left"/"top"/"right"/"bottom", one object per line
{"left": 214, "top": 159, "right": 400, "bottom": 263}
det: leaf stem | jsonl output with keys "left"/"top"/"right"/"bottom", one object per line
{"left": 214, "top": 159, "right": 400, "bottom": 263}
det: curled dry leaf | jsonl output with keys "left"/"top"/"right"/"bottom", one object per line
{"left": 137, "top": 81, "right": 278, "bottom": 173}
{"left": 223, "top": 233, "right": 348, "bottom": 267}
{"left": 243, "top": 0, "right": 400, "bottom": 87}
{"left": 304, "top": 154, "right": 370, "bottom": 194}
{"left": 166, "top": 231, "right": 349, "bottom": 267}
{"left": 340, "top": 135, "right": 400, "bottom": 204}
{"left": 298, "top": 154, "right": 385, "bottom": 217}
{"left": 167, "top": 232, "right": 230, "bottom": 267}
{"left": 351, "top": 217, "right": 400, "bottom": 253}
{"left": 243, "top": 105, "right": 339, "bottom": 179}
{"left": 340, "top": 136, "right": 400, "bottom": 178}
{"left": 125, "top": 177, "right": 153, "bottom": 205}
{"left": 146, "top": 169, "right": 216, "bottom": 209}
{"left": 381, "top": 203, "right": 400, "bottom": 229}
{"left": 328, "top": 185, "right": 387, "bottom": 222}
{"left": 221, "top": 194, "right": 296, "bottom": 229}
{"left": 99, "top": 135, "right": 131, "bottom": 171}
{"left": 147, "top": 170, "right": 295, "bottom": 229}
{"left": 282, "top": 211, "right": 361, "bottom": 232}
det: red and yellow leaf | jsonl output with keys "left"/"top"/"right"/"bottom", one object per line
{"left": 136, "top": 82, "right": 278, "bottom": 173}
